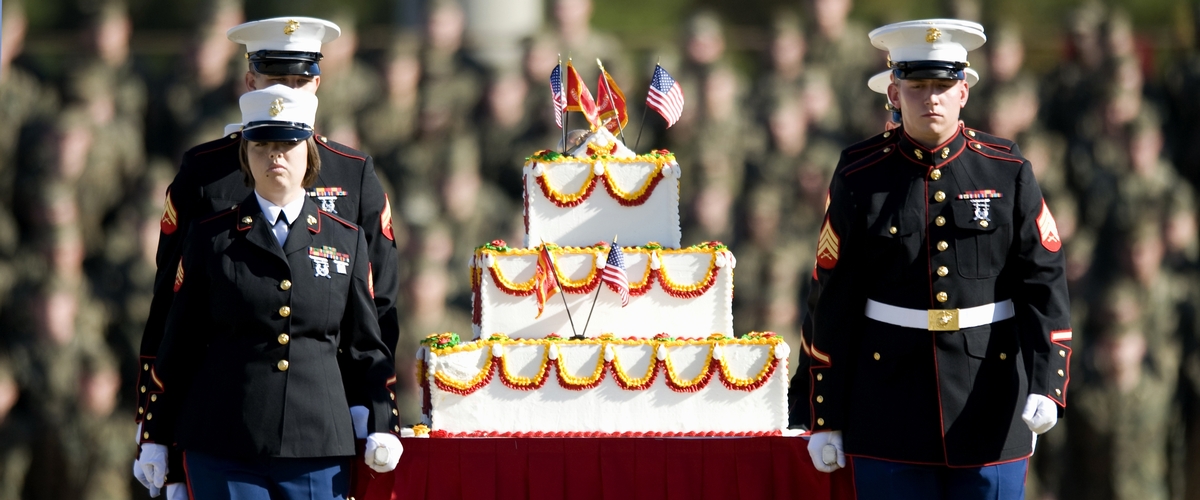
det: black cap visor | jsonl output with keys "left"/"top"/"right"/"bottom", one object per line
{"left": 248, "top": 50, "right": 323, "bottom": 76}
{"left": 892, "top": 60, "right": 966, "bottom": 81}
{"left": 242, "top": 121, "right": 314, "bottom": 142}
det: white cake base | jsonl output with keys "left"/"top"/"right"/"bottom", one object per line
{"left": 421, "top": 337, "right": 789, "bottom": 437}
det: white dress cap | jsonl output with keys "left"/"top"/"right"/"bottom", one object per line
{"left": 227, "top": 17, "right": 341, "bottom": 54}
{"left": 239, "top": 84, "right": 318, "bottom": 142}
{"left": 866, "top": 19, "right": 987, "bottom": 94}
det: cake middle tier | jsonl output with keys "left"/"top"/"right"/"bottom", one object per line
{"left": 471, "top": 243, "right": 735, "bottom": 339}
{"left": 523, "top": 150, "right": 682, "bottom": 249}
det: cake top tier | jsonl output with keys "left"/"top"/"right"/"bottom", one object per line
{"left": 524, "top": 130, "right": 682, "bottom": 249}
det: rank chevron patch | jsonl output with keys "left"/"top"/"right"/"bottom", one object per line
{"left": 161, "top": 190, "right": 178, "bottom": 235}
{"left": 381, "top": 194, "right": 394, "bottom": 242}
{"left": 816, "top": 216, "right": 840, "bottom": 270}
{"left": 173, "top": 258, "right": 184, "bottom": 292}
{"left": 1037, "top": 200, "right": 1061, "bottom": 252}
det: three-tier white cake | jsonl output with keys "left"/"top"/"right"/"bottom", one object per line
{"left": 417, "top": 130, "right": 790, "bottom": 437}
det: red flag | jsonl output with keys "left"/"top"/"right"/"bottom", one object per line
{"left": 534, "top": 245, "right": 561, "bottom": 318}
{"left": 565, "top": 61, "right": 598, "bottom": 127}
{"left": 595, "top": 63, "right": 627, "bottom": 134}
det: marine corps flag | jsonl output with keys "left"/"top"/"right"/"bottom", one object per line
{"left": 595, "top": 60, "right": 627, "bottom": 135}
{"left": 534, "top": 244, "right": 561, "bottom": 319}
{"left": 565, "top": 60, "right": 599, "bottom": 127}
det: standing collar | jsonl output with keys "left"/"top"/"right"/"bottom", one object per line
{"left": 895, "top": 123, "right": 969, "bottom": 169}
{"left": 254, "top": 190, "right": 306, "bottom": 225}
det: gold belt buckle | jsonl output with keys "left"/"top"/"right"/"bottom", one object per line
{"left": 928, "top": 309, "right": 960, "bottom": 331}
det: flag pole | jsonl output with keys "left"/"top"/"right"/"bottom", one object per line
{"left": 579, "top": 234, "right": 617, "bottom": 339}
{"left": 633, "top": 60, "right": 660, "bottom": 153}
{"left": 596, "top": 59, "right": 627, "bottom": 143}
{"left": 560, "top": 56, "right": 569, "bottom": 153}
{"left": 541, "top": 238, "right": 579, "bottom": 338}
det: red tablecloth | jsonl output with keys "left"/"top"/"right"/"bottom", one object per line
{"left": 353, "top": 437, "right": 855, "bottom": 500}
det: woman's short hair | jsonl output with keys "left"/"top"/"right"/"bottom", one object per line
{"left": 238, "top": 138, "right": 322, "bottom": 188}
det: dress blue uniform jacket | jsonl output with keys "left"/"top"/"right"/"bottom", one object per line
{"left": 138, "top": 193, "right": 398, "bottom": 459}
{"left": 806, "top": 124, "right": 1072, "bottom": 466}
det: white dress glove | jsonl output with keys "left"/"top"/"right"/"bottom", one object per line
{"left": 166, "top": 483, "right": 189, "bottom": 500}
{"left": 364, "top": 432, "right": 403, "bottom": 473}
{"left": 806, "top": 430, "right": 845, "bottom": 473}
{"left": 138, "top": 443, "right": 169, "bottom": 489}
{"left": 132, "top": 457, "right": 161, "bottom": 497}
{"left": 1021, "top": 394, "right": 1058, "bottom": 434}
{"left": 350, "top": 406, "right": 369, "bottom": 439}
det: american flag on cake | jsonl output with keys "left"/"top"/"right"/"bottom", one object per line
{"left": 646, "top": 65, "right": 685, "bottom": 128}
{"left": 601, "top": 243, "right": 630, "bottom": 307}
{"left": 549, "top": 63, "right": 566, "bottom": 128}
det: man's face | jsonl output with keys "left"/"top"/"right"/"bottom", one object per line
{"left": 245, "top": 71, "right": 320, "bottom": 93}
{"left": 888, "top": 78, "right": 967, "bottom": 143}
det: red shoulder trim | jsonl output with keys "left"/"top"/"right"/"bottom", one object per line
{"left": 844, "top": 131, "right": 897, "bottom": 156}
{"left": 843, "top": 148, "right": 896, "bottom": 176}
{"left": 317, "top": 138, "right": 366, "bottom": 161}
{"left": 320, "top": 210, "right": 359, "bottom": 230}
{"left": 967, "top": 141, "right": 1024, "bottom": 164}
{"left": 962, "top": 128, "right": 1014, "bottom": 151}
{"left": 192, "top": 138, "right": 239, "bottom": 157}
{"left": 198, "top": 206, "right": 239, "bottom": 224}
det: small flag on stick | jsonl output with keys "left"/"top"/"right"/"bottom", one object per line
{"left": 595, "top": 60, "right": 628, "bottom": 136}
{"left": 646, "top": 64, "right": 685, "bottom": 128}
{"left": 549, "top": 63, "right": 566, "bottom": 128}
{"left": 534, "top": 244, "right": 560, "bottom": 319}
{"left": 601, "top": 242, "right": 630, "bottom": 307}
{"left": 565, "top": 60, "right": 599, "bottom": 127}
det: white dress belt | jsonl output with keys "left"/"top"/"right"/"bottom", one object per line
{"left": 864, "top": 299, "right": 1015, "bottom": 331}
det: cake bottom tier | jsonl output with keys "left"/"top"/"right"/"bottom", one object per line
{"left": 419, "top": 335, "right": 790, "bottom": 436}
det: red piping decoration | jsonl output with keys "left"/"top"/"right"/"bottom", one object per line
{"left": 317, "top": 139, "right": 366, "bottom": 161}
{"left": 428, "top": 429, "right": 783, "bottom": 438}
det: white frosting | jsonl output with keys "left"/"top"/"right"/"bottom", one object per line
{"left": 524, "top": 159, "right": 681, "bottom": 248}
{"left": 427, "top": 341, "right": 788, "bottom": 435}
{"left": 476, "top": 248, "right": 734, "bottom": 339}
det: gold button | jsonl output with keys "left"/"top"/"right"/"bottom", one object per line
{"left": 968, "top": 130, "right": 976, "bottom": 137}
{"left": 979, "top": 220, "right": 989, "bottom": 228}
{"left": 394, "top": 425, "right": 401, "bottom": 432}
{"left": 392, "top": 408, "right": 399, "bottom": 416}
{"left": 229, "top": 133, "right": 238, "bottom": 139}
{"left": 937, "top": 266, "right": 949, "bottom": 277}
{"left": 883, "top": 147, "right": 892, "bottom": 153}
{"left": 937, "top": 291, "right": 949, "bottom": 302}
{"left": 390, "top": 393, "right": 395, "bottom": 401}
{"left": 934, "top": 191, "right": 946, "bottom": 202}
{"left": 817, "top": 418, "right": 825, "bottom": 426}
{"left": 146, "top": 413, "right": 153, "bottom": 420}
{"left": 1000, "top": 353, "right": 1007, "bottom": 360}
{"left": 873, "top": 352, "right": 881, "bottom": 360}
{"left": 279, "top": 306, "right": 291, "bottom": 317}
{"left": 817, "top": 373, "right": 823, "bottom": 381}
{"left": 816, "top": 395, "right": 824, "bottom": 403}
{"left": 974, "top": 143, "right": 982, "bottom": 149}
{"left": 937, "top": 241, "right": 949, "bottom": 251}
{"left": 1058, "top": 369, "right": 1065, "bottom": 377}
{"left": 1059, "top": 350, "right": 1066, "bottom": 357}
{"left": 914, "top": 149, "right": 924, "bottom": 160}
{"left": 278, "top": 333, "right": 290, "bottom": 345}
{"left": 321, "top": 136, "right": 329, "bottom": 143}
{"left": 277, "top": 360, "right": 289, "bottom": 371}
{"left": 143, "top": 363, "right": 150, "bottom": 371}
{"left": 883, "top": 131, "right": 891, "bottom": 138}
{"left": 935, "top": 216, "right": 946, "bottom": 226}
{"left": 241, "top": 216, "right": 253, "bottom": 224}
{"left": 143, "top": 432, "right": 150, "bottom": 440}
{"left": 140, "top": 386, "right": 146, "bottom": 393}
{"left": 138, "top": 407, "right": 144, "bottom": 414}
{"left": 930, "top": 169, "right": 942, "bottom": 181}
{"left": 280, "top": 280, "right": 292, "bottom": 291}
{"left": 941, "top": 147, "right": 950, "bottom": 159}
{"left": 889, "top": 226, "right": 898, "bottom": 234}
{"left": 1055, "top": 389, "right": 1061, "bottom": 396}
{"left": 151, "top": 394, "right": 157, "bottom": 402}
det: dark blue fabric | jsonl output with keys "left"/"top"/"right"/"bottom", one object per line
{"left": 184, "top": 451, "right": 349, "bottom": 500}
{"left": 851, "top": 456, "right": 1027, "bottom": 500}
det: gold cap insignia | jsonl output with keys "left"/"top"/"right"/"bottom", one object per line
{"left": 307, "top": 215, "right": 317, "bottom": 225}
{"left": 284, "top": 20, "right": 300, "bottom": 36}
{"left": 926, "top": 27, "right": 942, "bottom": 43}
{"left": 269, "top": 98, "right": 284, "bottom": 117}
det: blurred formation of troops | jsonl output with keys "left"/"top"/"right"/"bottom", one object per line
{"left": 1, "top": 0, "right": 1200, "bottom": 498}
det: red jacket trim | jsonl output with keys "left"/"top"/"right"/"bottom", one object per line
{"left": 320, "top": 211, "right": 358, "bottom": 230}
{"left": 317, "top": 138, "right": 366, "bottom": 161}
